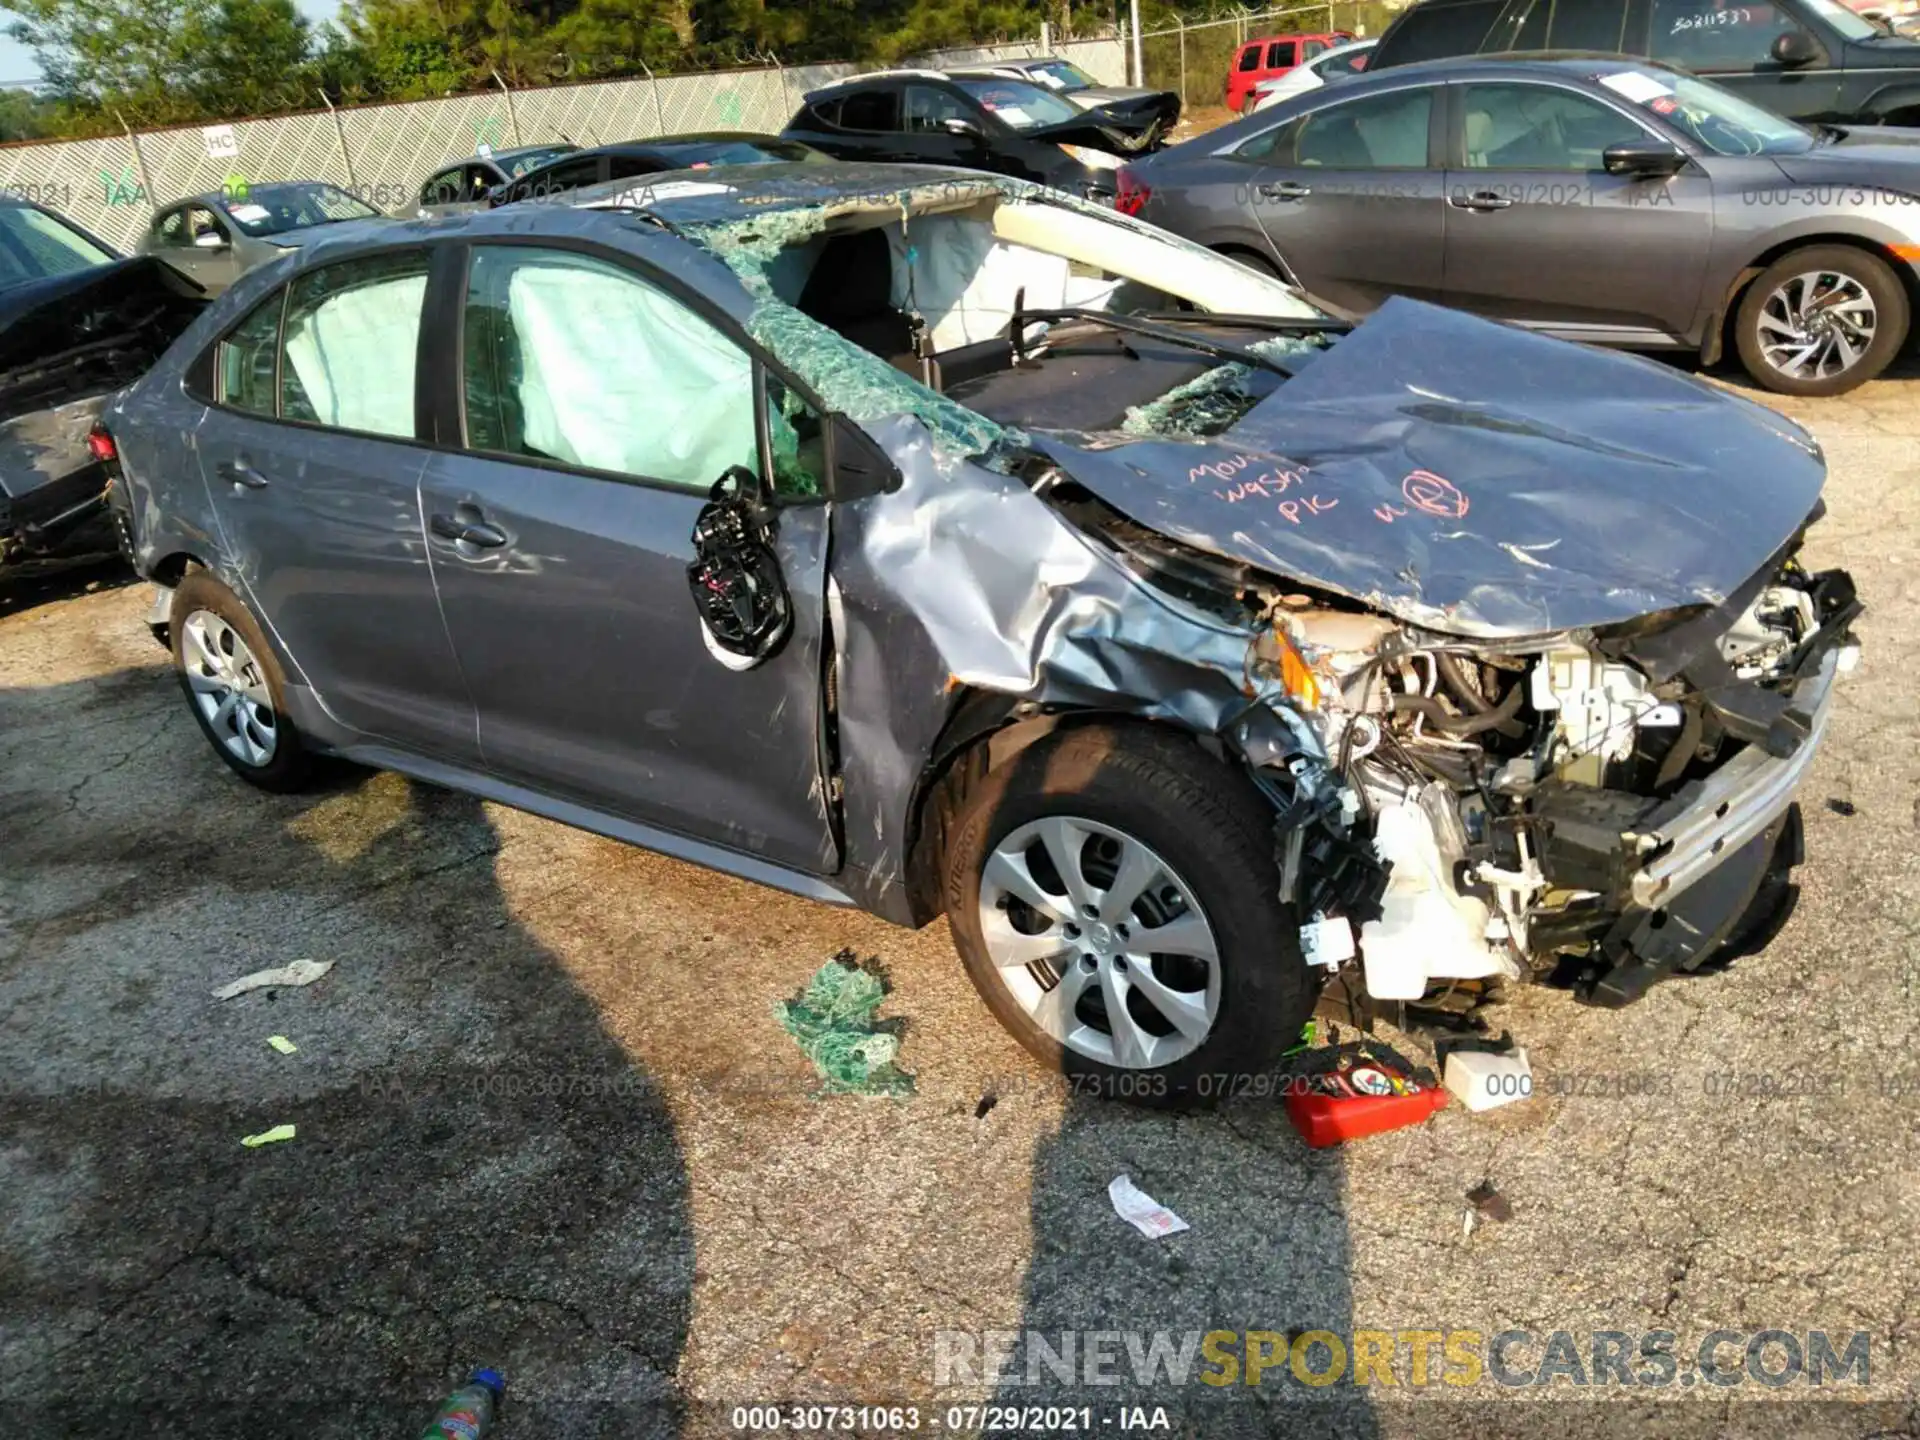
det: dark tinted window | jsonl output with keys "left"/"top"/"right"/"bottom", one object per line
{"left": 1266, "top": 41, "right": 1297, "bottom": 66}
{"left": 838, "top": 88, "right": 901, "bottom": 130}
{"left": 216, "top": 290, "right": 282, "bottom": 416}
{"left": 1296, "top": 86, "right": 1435, "bottom": 166}
{"left": 1376, "top": 0, "right": 1506, "bottom": 64}
{"left": 524, "top": 156, "right": 602, "bottom": 197}
{"left": 1648, "top": 0, "right": 1799, "bottom": 69}
{"left": 1237, "top": 44, "right": 1263, "bottom": 71}
{"left": 1548, "top": 0, "right": 1630, "bottom": 50}
{"left": 905, "top": 84, "right": 975, "bottom": 131}
{"left": 420, "top": 169, "right": 464, "bottom": 206}
{"left": 1492, "top": 0, "right": 1553, "bottom": 48}
{"left": 607, "top": 155, "right": 664, "bottom": 180}
{"left": 807, "top": 98, "right": 842, "bottom": 126}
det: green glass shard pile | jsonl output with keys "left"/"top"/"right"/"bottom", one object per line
{"left": 775, "top": 951, "right": 916, "bottom": 1097}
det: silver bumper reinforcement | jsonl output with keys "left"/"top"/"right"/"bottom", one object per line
{"left": 1629, "top": 647, "right": 1843, "bottom": 909}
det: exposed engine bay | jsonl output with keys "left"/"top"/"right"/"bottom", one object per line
{"left": 1053, "top": 486, "right": 1862, "bottom": 1015}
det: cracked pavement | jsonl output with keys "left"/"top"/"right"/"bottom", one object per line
{"left": 2, "top": 355, "right": 1918, "bottom": 1439}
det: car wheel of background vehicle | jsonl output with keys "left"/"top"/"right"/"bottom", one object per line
{"left": 1735, "top": 245, "right": 1908, "bottom": 397}
{"left": 169, "top": 571, "right": 311, "bottom": 792}
{"left": 944, "top": 723, "right": 1316, "bottom": 1107}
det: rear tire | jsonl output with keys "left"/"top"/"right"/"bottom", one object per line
{"left": 944, "top": 723, "right": 1316, "bottom": 1108}
{"left": 1734, "top": 244, "right": 1908, "bottom": 397}
{"left": 169, "top": 571, "right": 312, "bottom": 792}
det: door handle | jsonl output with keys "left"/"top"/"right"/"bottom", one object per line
{"left": 1448, "top": 189, "right": 1514, "bottom": 211}
{"left": 429, "top": 512, "right": 508, "bottom": 549}
{"left": 217, "top": 459, "right": 269, "bottom": 490}
{"left": 1257, "top": 181, "right": 1312, "bottom": 201}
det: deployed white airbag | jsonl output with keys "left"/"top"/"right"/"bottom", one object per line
{"left": 887, "top": 215, "right": 1120, "bottom": 352}
{"left": 506, "top": 262, "right": 754, "bottom": 487}
{"left": 282, "top": 275, "right": 426, "bottom": 438}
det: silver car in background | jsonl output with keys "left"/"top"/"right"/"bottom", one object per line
{"left": 1120, "top": 55, "right": 1920, "bottom": 395}
{"left": 136, "top": 182, "right": 388, "bottom": 296}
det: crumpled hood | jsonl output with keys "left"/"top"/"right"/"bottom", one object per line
{"left": 1033, "top": 297, "right": 1826, "bottom": 638}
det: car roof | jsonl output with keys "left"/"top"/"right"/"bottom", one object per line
{"left": 1387, "top": 51, "right": 1685, "bottom": 79}
{"left": 1243, "top": 30, "right": 1349, "bottom": 43}
{"left": 177, "top": 181, "right": 349, "bottom": 208}
{"left": 575, "top": 131, "right": 798, "bottom": 157}
{"left": 805, "top": 69, "right": 954, "bottom": 98}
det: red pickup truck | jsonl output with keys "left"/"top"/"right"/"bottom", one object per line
{"left": 1224, "top": 31, "right": 1355, "bottom": 112}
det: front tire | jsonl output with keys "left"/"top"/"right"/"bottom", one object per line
{"left": 944, "top": 723, "right": 1316, "bottom": 1108}
{"left": 169, "top": 571, "right": 312, "bottom": 792}
{"left": 1735, "top": 244, "right": 1908, "bottom": 397}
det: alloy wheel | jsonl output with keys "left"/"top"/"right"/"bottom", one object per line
{"left": 1756, "top": 270, "right": 1877, "bottom": 382}
{"left": 977, "top": 816, "right": 1221, "bottom": 1069}
{"left": 180, "top": 609, "right": 278, "bottom": 767}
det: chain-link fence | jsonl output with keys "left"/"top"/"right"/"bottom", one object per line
{"left": 0, "top": 40, "right": 1130, "bottom": 253}
{"left": 1140, "top": 1, "right": 1406, "bottom": 114}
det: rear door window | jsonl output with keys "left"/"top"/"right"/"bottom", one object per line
{"left": 1267, "top": 40, "right": 1298, "bottom": 67}
{"left": 277, "top": 251, "right": 430, "bottom": 438}
{"left": 1378, "top": 0, "right": 1506, "bottom": 63}
{"left": 1294, "top": 86, "right": 1436, "bottom": 167}
{"left": 837, "top": 88, "right": 902, "bottom": 131}
{"left": 1237, "top": 44, "right": 1264, "bottom": 71}
{"left": 216, "top": 289, "right": 283, "bottom": 417}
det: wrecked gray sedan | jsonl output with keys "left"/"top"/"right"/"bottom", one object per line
{"left": 103, "top": 163, "right": 1861, "bottom": 1101}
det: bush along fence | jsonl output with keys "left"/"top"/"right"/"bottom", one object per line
{"left": 0, "top": 35, "right": 1125, "bottom": 251}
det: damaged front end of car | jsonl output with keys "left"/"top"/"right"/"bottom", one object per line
{"left": 652, "top": 168, "right": 1859, "bottom": 1031}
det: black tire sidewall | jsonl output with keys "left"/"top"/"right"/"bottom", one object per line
{"left": 169, "top": 571, "right": 311, "bottom": 792}
{"left": 945, "top": 726, "right": 1316, "bottom": 1107}
{"left": 1736, "top": 245, "right": 1908, "bottom": 397}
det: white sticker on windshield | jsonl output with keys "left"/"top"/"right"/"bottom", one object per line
{"left": 993, "top": 105, "right": 1032, "bottom": 125}
{"left": 229, "top": 203, "right": 270, "bottom": 223}
{"left": 1600, "top": 71, "right": 1674, "bottom": 104}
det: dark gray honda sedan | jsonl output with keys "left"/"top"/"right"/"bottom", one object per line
{"left": 103, "top": 164, "right": 1857, "bottom": 1103}
{"left": 1119, "top": 55, "right": 1920, "bottom": 395}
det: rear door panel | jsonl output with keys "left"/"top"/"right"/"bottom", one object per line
{"left": 1247, "top": 83, "right": 1449, "bottom": 311}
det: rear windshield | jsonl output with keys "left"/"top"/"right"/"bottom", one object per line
{"left": 952, "top": 78, "right": 1084, "bottom": 129}
{"left": 0, "top": 206, "right": 116, "bottom": 289}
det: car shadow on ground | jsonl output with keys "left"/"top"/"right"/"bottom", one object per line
{"left": 0, "top": 666, "right": 692, "bottom": 1438}
{"left": 1002, "top": 1100, "right": 1377, "bottom": 1437}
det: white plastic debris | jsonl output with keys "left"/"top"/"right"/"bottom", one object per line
{"left": 1109, "top": 1175, "right": 1189, "bottom": 1239}
{"left": 1442, "top": 1048, "right": 1534, "bottom": 1113}
{"left": 212, "top": 958, "right": 334, "bottom": 1001}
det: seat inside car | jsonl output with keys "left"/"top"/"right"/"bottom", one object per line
{"left": 796, "top": 227, "right": 917, "bottom": 364}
